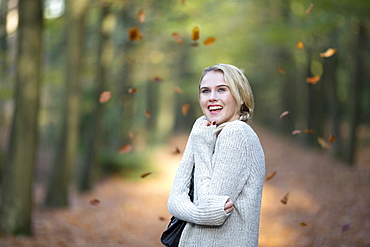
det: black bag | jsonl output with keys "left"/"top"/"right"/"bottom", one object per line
{"left": 160, "top": 167, "right": 194, "bottom": 247}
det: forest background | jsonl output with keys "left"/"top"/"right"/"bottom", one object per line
{"left": 0, "top": 0, "right": 369, "bottom": 240}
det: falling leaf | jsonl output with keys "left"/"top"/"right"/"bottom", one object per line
{"left": 317, "top": 137, "right": 330, "bottom": 149}
{"left": 281, "top": 192, "right": 289, "bottom": 205}
{"left": 304, "top": 129, "right": 315, "bottom": 134}
{"left": 204, "top": 37, "right": 216, "bottom": 46}
{"left": 305, "top": 3, "right": 314, "bottom": 14}
{"left": 128, "top": 88, "right": 137, "bottom": 94}
{"left": 136, "top": 9, "right": 145, "bottom": 23}
{"left": 172, "top": 32, "right": 184, "bottom": 44}
{"left": 306, "top": 76, "right": 320, "bottom": 84}
{"left": 154, "top": 76, "right": 163, "bottom": 82}
{"left": 145, "top": 110, "right": 151, "bottom": 118}
{"left": 99, "top": 91, "right": 111, "bottom": 103}
{"left": 141, "top": 172, "right": 152, "bottom": 178}
{"left": 342, "top": 224, "right": 351, "bottom": 233}
{"left": 279, "top": 111, "right": 289, "bottom": 119}
{"left": 320, "top": 48, "right": 337, "bottom": 58}
{"left": 124, "top": 54, "right": 136, "bottom": 63}
{"left": 278, "top": 66, "right": 286, "bottom": 75}
{"left": 119, "top": 144, "right": 132, "bottom": 154}
{"left": 181, "top": 0, "right": 186, "bottom": 5}
{"left": 172, "top": 146, "right": 181, "bottom": 155}
{"left": 174, "top": 86, "right": 183, "bottom": 94}
{"left": 90, "top": 198, "right": 100, "bottom": 206}
{"left": 296, "top": 41, "right": 304, "bottom": 49}
{"left": 128, "top": 26, "right": 142, "bottom": 41}
{"left": 292, "top": 130, "right": 301, "bottom": 135}
{"left": 159, "top": 216, "right": 166, "bottom": 221}
{"left": 182, "top": 103, "right": 190, "bottom": 116}
{"left": 329, "top": 134, "right": 336, "bottom": 143}
{"left": 265, "top": 171, "right": 277, "bottom": 181}
{"left": 191, "top": 26, "right": 200, "bottom": 41}
{"left": 300, "top": 222, "right": 308, "bottom": 227}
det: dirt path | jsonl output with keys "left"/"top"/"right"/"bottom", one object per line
{"left": 1, "top": 126, "right": 369, "bottom": 247}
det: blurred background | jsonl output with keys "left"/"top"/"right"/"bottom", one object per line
{"left": 0, "top": 0, "right": 369, "bottom": 246}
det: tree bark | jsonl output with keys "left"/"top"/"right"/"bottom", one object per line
{"left": 0, "top": 0, "right": 43, "bottom": 235}
{"left": 44, "top": 0, "right": 89, "bottom": 207}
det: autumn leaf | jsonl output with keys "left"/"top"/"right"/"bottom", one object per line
{"left": 159, "top": 216, "right": 166, "bottom": 221}
{"left": 281, "top": 192, "right": 289, "bottom": 205}
{"left": 265, "top": 171, "right": 277, "bottom": 181}
{"left": 119, "top": 144, "right": 132, "bottom": 154}
{"left": 292, "top": 130, "right": 301, "bottom": 135}
{"left": 305, "top": 3, "right": 314, "bottom": 14}
{"left": 304, "top": 129, "right": 315, "bottom": 134}
{"left": 279, "top": 111, "right": 289, "bottom": 119}
{"left": 191, "top": 26, "right": 200, "bottom": 41}
{"left": 306, "top": 76, "right": 320, "bottom": 84}
{"left": 329, "top": 134, "right": 336, "bottom": 143}
{"left": 128, "top": 88, "right": 138, "bottom": 94}
{"left": 296, "top": 41, "right": 304, "bottom": 49}
{"left": 128, "top": 26, "right": 142, "bottom": 41}
{"left": 136, "top": 9, "right": 145, "bottom": 23}
{"left": 320, "top": 48, "right": 337, "bottom": 58}
{"left": 182, "top": 103, "right": 190, "bottom": 116}
{"left": 181, "top": 0, "right": 186, "bottom": 5}
{"left": 99, "top": 91, "right": 111, "bottom": 103}
{"left": 342, "top": 224, "right": 351, "bottom": 233}
{"left": 124, "top": 54, "right": 136, "bottom": 63}
{"left": 174, "top": 86, "right": 183, "bottom": 94}
{"left": 172, "top": 146, "right": 181, "bottom": 155}
{"left": 90, "top": 198, "right": 100, "bottom": 206}
{"left": 204, "top": 37, "right": 216, "bottom": 46}
{"left": 154, "top": 76, "right": 163, "bottom": 82}
{"left": 140, "top": 172, "right": 152, "bottom": 178}
{"left": 172, "top": 32, "right": 184, "bottom": 44}
{"left": 145, "top": 110, "right": 151, "bottom": 118}
{"left": 317, "top": 137, "right": 330, "bottom": 149}
{"left": 278, "top": 66, "right": 286, "bottom": 75}
{"left": 300, "top": 222, "right": 308, "bottom": 227}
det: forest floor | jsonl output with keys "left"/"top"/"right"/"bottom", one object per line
{"left": 1, "top": 124, "right": 370, "bottom": 247}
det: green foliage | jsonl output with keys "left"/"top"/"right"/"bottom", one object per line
{"left": 100, "top": 149, "right": 155, "bottom": 180}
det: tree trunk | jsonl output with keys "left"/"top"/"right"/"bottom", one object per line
{"left": 343, "top": 21, "right": 366, "bottom": 165}
{"left": 0, "top": 0, "right": 43, "bottom": 235}
{"left": 44, "top": 0, "right": 89, "bottom": 207}
{"left": 79, "top": 5, "right": 112, "bottom": 191}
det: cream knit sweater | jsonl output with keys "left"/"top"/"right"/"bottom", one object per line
{"left": 168, "top": 116, "right": 265, "bottom": 247}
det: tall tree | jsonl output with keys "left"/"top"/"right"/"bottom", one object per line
{"left": 0, "top": 0, "right": 43, "bottom": 235}
{"left": 79, "top": 4, "right": 113, "bottom": 191}
{"left": 45, "top": 0, "right": 89, "bottom": 207}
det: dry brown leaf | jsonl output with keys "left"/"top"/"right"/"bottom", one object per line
{"left": 145, "top": 110, "right": 151, "bottom": 118}
{"left": 278, "top": 66, "right": 286, "bottom": 75}
{"left": 119, "top": 144, "right": 132, "bottom": 154}
{"left": 265, "top": 171, "right": 277, "bottom": 181}
{"left": 305, "top": 3, "right": 314, "bottom": 14}
{"left": 140, "top": 172, "right": 152, "bottom": 178}
{"left": 317, "top": 137, "right": 330, "bottom": 149}
{"left": 320, "top": 48, "right": 337, "bottom": 58}
{"left": 181, "top": 0, "right": 186, "bottom": 5}
{"left": 172, "top": 32, "right": 184, "bottom": 44}
{"left": 99, "top": 91, "right": 111, "bottom": 103}
{"left": 182, "top": 103, "right": 190, "bottom": 116}
{"left": 306, "top": 76, "right": 320, "bottom": 84}
{"left": 154, "top": 76, "right": 163, "bottom": 82}
{"left": 296, "top": 41, "right": 304, "bottom": 49}
{"left": 128, "top": 26, "right": 142, "bottom": 41}
{"left": 136, "top": 9, "right": 145, "bottom": 23}
{"left": 90, "top": 198, "right": 100, "bottom": 206}
{"left": 172, "top": 146, "right": 181, "bottom": 155}
{"left": 204, "top": 37, "right": 216, "bottom": 46}
{"left": 174, "top": 86, "right": 183, "bottom": 94}
{"left": 128, "top": 88, "right": 138, "bottom": 94}
{"left": 191, "top": 26, "right": 200, "bottom": 41}
{"left": 279, "top": 111, "right": 289, "bottom": 119}
{"left": 304, "top": 129, "right": 315, "bottom": 134}
{"left": 329, "top": 134, "right": 336, "bottom": 143}
{"left": 300, "top": 222, "right": 308, "bottom": 227}
{"left": 292, "top": 130, "right": 302, "bottom": 135}
{"left": 281, "top": 192, "right": 289, "bottom": 205}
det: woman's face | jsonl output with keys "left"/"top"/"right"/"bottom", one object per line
{"left": 199, "top": 71, "right": 239, "bottom": 125}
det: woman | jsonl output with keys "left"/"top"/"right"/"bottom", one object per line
{"left": 167, "top": 64, "right": 265, "bottom": 247}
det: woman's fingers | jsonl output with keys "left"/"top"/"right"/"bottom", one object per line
{"left": 224, "top": 199, "right": 234, "bottom": 214}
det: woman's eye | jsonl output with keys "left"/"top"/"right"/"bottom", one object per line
{"left": 218, "top": 88, "right": 226, "bottom": 92}
{"left": 201, "top": 89, "right": 210, "bottom": 94}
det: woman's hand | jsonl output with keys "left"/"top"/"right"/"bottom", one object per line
{"left": 224, "top": 199, "right": 234, "bottom": 214}
{"left": 203, "top": 120, "right": 216, "bottom": 126}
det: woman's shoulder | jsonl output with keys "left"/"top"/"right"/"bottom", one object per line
{"left": 220, "top": 120, "right": 258, "bottom": 138}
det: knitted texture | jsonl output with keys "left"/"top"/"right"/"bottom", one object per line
{"left": 168, "top": 116, "right": 265, "bottom": 247}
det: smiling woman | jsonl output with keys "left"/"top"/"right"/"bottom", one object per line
{"left": 165, "top": 64, "right": 265, "bottom": 247}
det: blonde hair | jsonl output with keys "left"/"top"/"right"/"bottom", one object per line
{"left": 199, "top": 64, "right": 254, "bottom": 123}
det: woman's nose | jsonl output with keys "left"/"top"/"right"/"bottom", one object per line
{"left": 209, "top": 90, "right": 218, "bottom": 101}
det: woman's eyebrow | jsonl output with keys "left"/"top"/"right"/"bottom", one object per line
{"left": 200, "top": 84, "right": 229, "bottom": 89}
